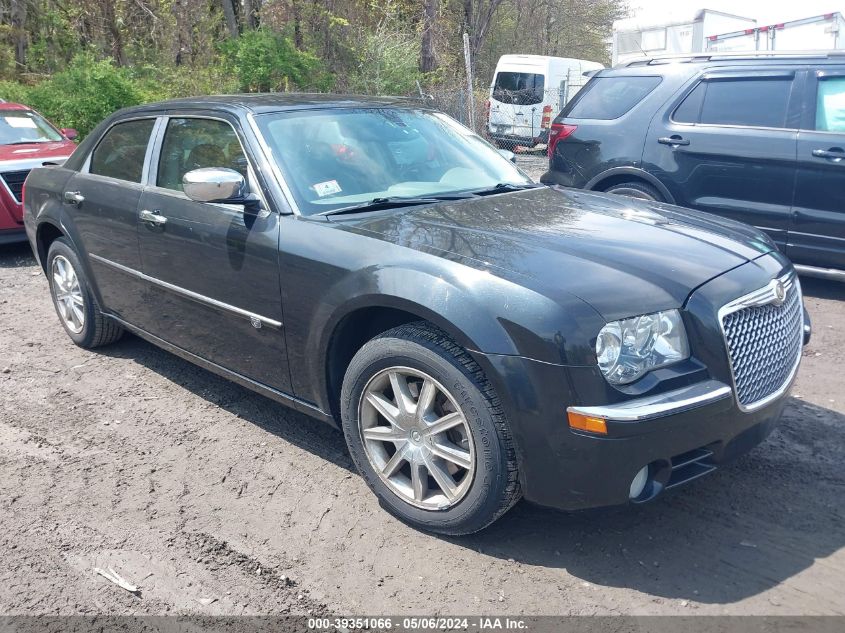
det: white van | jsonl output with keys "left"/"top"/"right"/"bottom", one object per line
{"left": 487, "top": 54, "right": 604, "bottom": 147}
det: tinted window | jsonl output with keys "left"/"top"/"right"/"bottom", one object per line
{"left": 566, "top": 76, "right": 661, "bottom": 120}
{"left": 673, "top": 83, "right": 705, "bottom": 123}
{"left": 698, "top": 78, "right": 791, "bottom": 128}
{"left": 90, "top": 119, "right": 154, "bottom": 182}
{"left": 0, "top": 109, "right": 63, "bottom": 144}
{"left": 157, "top": 118, "right": 248, "bottom": 191}
{"left": 493, "top": 72, "right": 545, "bottom": 105}
{"left": 816, "top": 77, "right": 845, "bottom": 133}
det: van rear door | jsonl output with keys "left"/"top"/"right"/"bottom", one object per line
{"left": 489, "top": 70, "right": 546, "bottom": 144}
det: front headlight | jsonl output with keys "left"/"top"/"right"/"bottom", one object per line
{"left": 596, "top": 309, "right": 689, "bottom": 385}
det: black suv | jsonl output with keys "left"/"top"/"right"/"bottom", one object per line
{"left": 541, "top": 52, "right": 845, "bottom": 280}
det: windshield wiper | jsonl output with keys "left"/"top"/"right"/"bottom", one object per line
{"left": 319, "top": 194, "right": 474, "bottom": 217}
{"left": 7, "top": 140, "right": 52, "bottom": 145}
{"left": 470, "top": 182, "right": 543, "bottom": 196}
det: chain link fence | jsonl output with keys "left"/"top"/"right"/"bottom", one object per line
{"left": 420, "top": 69, "right": 591, "bottom": 180}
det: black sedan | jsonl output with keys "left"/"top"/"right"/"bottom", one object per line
{"left": 23, "top": 95, "right": 810, "bottom": 534}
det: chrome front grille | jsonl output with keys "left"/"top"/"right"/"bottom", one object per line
{"left": 0, "top": 169, "right": 29, "bottom": 203}
{"left": 719, "top": 273, "right": 803, "bottom": 411}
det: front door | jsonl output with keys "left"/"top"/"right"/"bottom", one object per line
{"left": 790, "top": 68, "right": 845, "bottom": 271}
{"left": 643, "top": 70, "right": 800, "bottom": 250}
{"left": 66, "top": 117, "right": 157, "bottom": 322}
{"left": 136, "top": 115, "right": 290, "bottom": 392}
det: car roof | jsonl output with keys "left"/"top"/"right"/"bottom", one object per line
{"left": 613, "top": 51, "right": 845, "bottom": 72}
{"left": 116, "top": 93, "right": 423, "bottom": 117}
{"left": 0, "top": 103, "right": 32, "bottom": 111}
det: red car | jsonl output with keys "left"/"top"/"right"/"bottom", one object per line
{"left": 0, "top": 102, "right": 77, "bottom": 244}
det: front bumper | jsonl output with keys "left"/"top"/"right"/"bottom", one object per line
{"left": 471, "top": 253, "right": 807, "bottom": 511}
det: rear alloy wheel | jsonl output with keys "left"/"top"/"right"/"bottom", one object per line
{"left": 604, "top": 181, "right": 664, "bottom": 202}
{"left": 341, "top": 322, "right": 521, "bottom": 535}
{"left": 46, "top": 237, "right": 123, "bottom": 348}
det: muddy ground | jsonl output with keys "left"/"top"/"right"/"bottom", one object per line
{"left": 1, "top": 240, "right": 844, "bottom": 617}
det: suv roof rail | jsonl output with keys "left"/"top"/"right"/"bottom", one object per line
{"left": 618, "top": 50, "right": 845, "bottom": 67}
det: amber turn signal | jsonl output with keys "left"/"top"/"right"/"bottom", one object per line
{"left": 567, "top": 410, "right": 608, "bottom": 435}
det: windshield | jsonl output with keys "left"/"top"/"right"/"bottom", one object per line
{"left": 254, "top": 107, "right": 530, "bottom": 216}
{"left": 0, "top": 109, "right": 63, "bottom": 144}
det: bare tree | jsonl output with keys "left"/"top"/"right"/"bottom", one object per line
{"left": 420, "top": 0, "right": 437, "bottom": 72}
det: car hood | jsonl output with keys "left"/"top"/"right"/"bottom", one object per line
{"left": 0, "top": 140, "right": 75, "bottom": 163}
{"left": 333, "top": 186, "right": 775, "bottom": 321}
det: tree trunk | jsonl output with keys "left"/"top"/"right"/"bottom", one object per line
{"left": 243, "top": 0, "right": 258, "bottom": 30}
{"left": 291, "top": 0, "right": 303, "bottom": 49}
{"left": 420, "top": 0, "right": 437, "bottom": 72}
{"left": 101, "top": 0, "right": 127, "bottom": 66}
{"left": 221, "top": 0, "right": 239, "bottom": 38}
{"left": 10, "top": 0, "right": 27, "bottom": 69}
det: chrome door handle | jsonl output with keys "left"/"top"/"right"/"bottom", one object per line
{"left": 812, "top": 148, "right": 845, "bottom": 162}
{"left": 658, "top": 136, "right": 690, "bottom": 147}
{"left": 139, "top": 209, "right": 167, "bottom": 226}
{"left": 63, "top": 191, "right": 84, "bottom": 205}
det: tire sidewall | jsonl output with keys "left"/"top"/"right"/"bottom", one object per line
{"left": 341, "top": 335, "right": 509, "bottom": 534}
{"left": 46, "top": 238, "right": 99, "bottom": 347}
{"left": 606, "top": 181, "right": 662, "bottom": 202}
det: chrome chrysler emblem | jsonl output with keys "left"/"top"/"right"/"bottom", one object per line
{"left": 772, "top": 280, "right": 787, "bottom": 306}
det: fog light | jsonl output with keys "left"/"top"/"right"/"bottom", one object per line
{"left": 629, "top": 466, "right": 649, "bottom": 499}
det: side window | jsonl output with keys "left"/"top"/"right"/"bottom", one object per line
{"left": 89, "top": 119, "right": 155, "bottom": 182}
{"left": 815, "top": 77, "right": 845, "bottom": 133}
{"left": 156, "top": 118, "right": 248, "bottom": 192}
{"left": 672, "top": 82, "right": 705, "bottom": 124}
{"left": 698, "top": 78, "right": 792, "bottom": 129}
{"left": 565, "top": 76, "right": 662, "bottom": 120}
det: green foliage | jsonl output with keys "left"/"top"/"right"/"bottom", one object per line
{"left": 0, "top": 80, "right": 32, "bottom": 105}
{"left": 26, "top": 54, "right": 144, "bottom": 137}
{"left": 223, "top": 29, "right": 333, "bottom": 93}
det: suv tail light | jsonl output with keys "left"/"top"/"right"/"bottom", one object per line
{"left": 547, "top": 123, "right": 577, "bottom": 159}
{"left": 540, "top": 105, "right": 553, "bottom": 130}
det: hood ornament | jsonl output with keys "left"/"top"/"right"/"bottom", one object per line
{"left": 771, "top": 280, "right": 787, "bottom": 306}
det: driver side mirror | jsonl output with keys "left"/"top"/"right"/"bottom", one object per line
{"left": 497, "top": 149, "right": 517, "bottom": 163}
{"left": 183, "top": 167, "right": 249, "bottom": 204}
{"left": 61, "top": 128, "right": 78, "bottom": 141}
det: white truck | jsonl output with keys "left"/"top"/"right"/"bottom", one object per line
{"left": 705, "top": 13, "right": 845, "bottom": 53}
{"left": 487, "top": 54, "right": 603, "bottom": 149}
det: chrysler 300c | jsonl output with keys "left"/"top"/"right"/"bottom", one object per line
{"left": 23, "top": 95, "right": 811, "bottom": 534}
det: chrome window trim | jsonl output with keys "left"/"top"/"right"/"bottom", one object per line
{"left": 88, "top": 253, "right": 282, "bottom": 329}
{"left": 717, "top": 270, "right": 803, "bottom": 413}
{"left": 81, "top": 115, "right": 161, "bottom": 183}
{"left": 567, "top": 379, "right": 732, "bottom": 422}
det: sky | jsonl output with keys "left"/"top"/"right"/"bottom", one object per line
{"left": 627, "top": 0, "right": 844, "bottom": 25}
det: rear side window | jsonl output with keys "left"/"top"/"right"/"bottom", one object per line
{"left": 566, "top": 76, "right": 661, "bottom": 120}
{"left": 90, "top": 119, "right": 155, "bottom": 183}
{"left": 493, "top": 72, "right": 545, "bottom": 106}
{"left": 675, "top": 78, "right": 792, "bottom": 129}
{"left": 816, "top": 77, "right": 845, "bottom": 133}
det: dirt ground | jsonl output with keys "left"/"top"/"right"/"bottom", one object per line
{"left": 1, "top": 240, "right": 844, "bottom": 617}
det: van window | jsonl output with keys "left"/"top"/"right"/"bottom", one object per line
{"left": 566, "top": 76, "right": 661, "bottom": 120}
{"left": 698, "top": 78, "right": 791, "bottom": 128}
{"left": 816, "top": 77, "right": 845, "bottom": 133}
{"left": 493, "top": 72, "right": 545, "bottom": 106}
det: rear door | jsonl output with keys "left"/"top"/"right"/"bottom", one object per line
{"left": 642, "top": 69, "right": 802, "bottom": 250}
{"left": 789, "top": 68, "right": 845, "bottom": 271}
{"left": 135, "top": 114, "right": 291, "bottom": 392}
{"left": 65, "top": 116, "right": 157, "bottom": 323}
{"left": 489, "top": 70, "right": 546, "bottom": 142}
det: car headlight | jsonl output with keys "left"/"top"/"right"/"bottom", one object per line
{"left": 596, "top": 309, "right": 689, "bottom": 385}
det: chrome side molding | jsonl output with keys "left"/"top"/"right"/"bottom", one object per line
{"left": 794, "top": 264, "right": 845, "bottom": 282}
{"left": 88, "top": 253, "right": 282, "bottom": 329}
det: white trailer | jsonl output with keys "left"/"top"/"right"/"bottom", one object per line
{"left": 705, "top": 13, "right": 845, "bottom": 53}
{"left": 612, "top": 9, "right": 756, "bottom": 66}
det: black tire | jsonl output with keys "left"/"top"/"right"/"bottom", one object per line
{"left": 603, "top": 180, "right": 664, "bottom": 202}
{"left": 46, "top": 237, "right": 123, "bottom": 348}
{"left": 340, "top": 322, "right": 521, "bottom": 535}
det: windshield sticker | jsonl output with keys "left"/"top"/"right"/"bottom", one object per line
{"left": 4, "top": 116, "right": 37, "bottom": 129}
{"left": 313, "top": 180, "right": 342, "bottom": 197}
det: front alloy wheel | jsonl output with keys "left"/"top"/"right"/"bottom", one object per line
{"left": 359, "top": 367, "right": 475, "bottom": 510}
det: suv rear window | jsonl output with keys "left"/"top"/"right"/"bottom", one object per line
{"left": 492, "top": 72, "right": 545, "bottom": 106}
{"left": 674, "top": 77, "right": 793, "bottom": 129}
{"left": 566, "top": 76, "right": 661, "bottom": 120}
